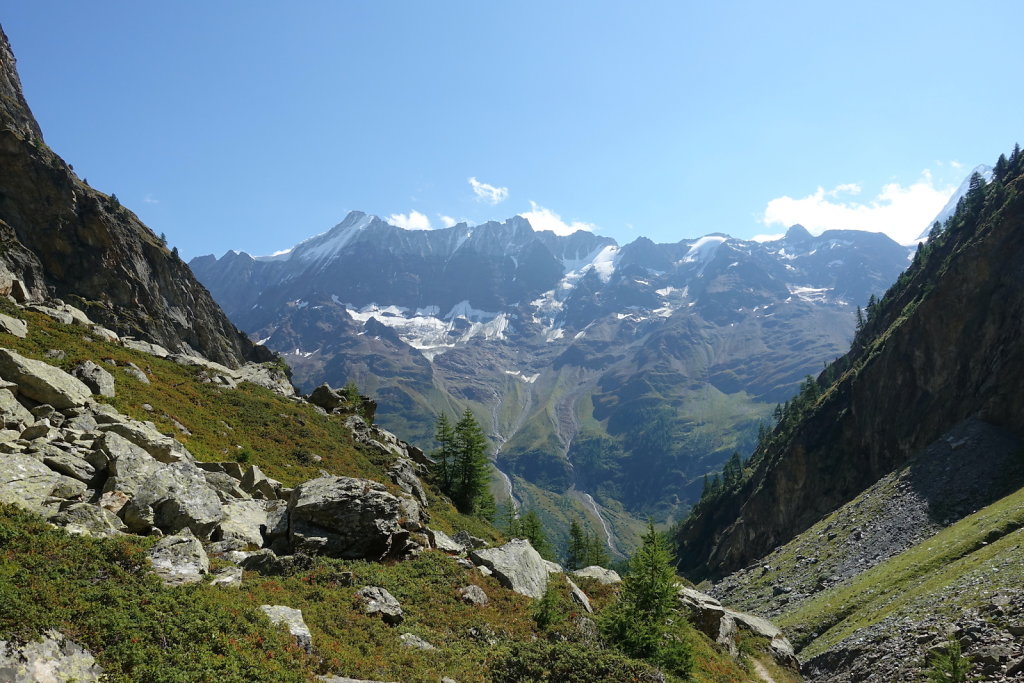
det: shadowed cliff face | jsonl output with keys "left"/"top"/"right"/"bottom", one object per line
{"left": 678, "top": 167, "right": 1024, "bottom": 580}
{"left": 0, "top": 26, "right": 270, "bottom": 368}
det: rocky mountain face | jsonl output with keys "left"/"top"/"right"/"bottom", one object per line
{"left": 675, "top": 148, "right": 1024, "bottom": 680}
{"left": 191, "top": 209, "right": 910, "bottom": 549}
{"left": 676, "top": 155, "right": 1024, "bottom": 580}
{"left": 0, "top": 27, "right": 270, "bottom": 369}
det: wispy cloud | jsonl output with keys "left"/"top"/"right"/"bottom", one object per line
{"left": 761, "top": 170, "right": 955, "bottom": 245}
{"left": 143, "top": 193, "right": 160, "bottom": 204}
{"left": 468, "top": 177, "right": 509, "bottom": 205}
{"left": 438, "top": 214, "right": 459, "bottom": 228}
{"left": 519, "top": 201, "right": 596, "bottom": 236}
{"left": 387, "top": 210, "right": 432, "bottom": 230}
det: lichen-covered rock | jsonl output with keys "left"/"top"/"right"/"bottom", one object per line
{"left": 217, "top": 499, "right": 271, "bottom": 548}
{"left": 470, "top": 539, "right": 549, "bottom": 599}
{"left": 0, "top": 452, "right": 60, "bottom": 514}
{"left": 456, "top": 584, "right": 489, "bottom": 606}
{"left": 355, "top": 586, "right": 404, "bottom": 625}
{"left": 97, "top": 419, "right": 193, "bottom": 464}
{"left": 0, "top": 348, "right": 91, "bottom": 409}
{"left": 147, "top": 531, "right": 209, "bottom": 585}
{"left": 122, "top": 462, "right": 223, "bottom": 538}
{"left": 49, "top": 502, "right": 126, "bottom": 536}
{"left": 287, "top": 475, "right": 415, "bottom": 559}
{"left": 0, "top": 630, "right": 103, "bottom": 682}
{"left": 428, "top": 527, "right": 465, "bottom": 554}
{"left": 260, "top": 605, "right": 312, "bottom": 651}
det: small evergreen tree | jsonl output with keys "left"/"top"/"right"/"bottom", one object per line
{"left": 925, "top": 637, "right": 976, "bottom": 682}
{"left": 517, "top": 509, "right": 553, "bottom": 560}
{"left": 600, "top": 521, "right": 692, "bottom": 676}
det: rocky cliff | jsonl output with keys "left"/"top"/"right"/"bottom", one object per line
{"left": 0, "top": 26, "right": 270, "bottom": 369}
{"left": 677, "top": 150, "right": 1024, "bottom": 579}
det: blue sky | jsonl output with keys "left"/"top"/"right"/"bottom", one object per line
{"left": 4, "top": 2, "right": 1023, "bottom": 259}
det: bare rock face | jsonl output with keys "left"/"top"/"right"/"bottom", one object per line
{"left": 0, "top": 25, "right": 272, "bottom": 368}
{"left": 287, "top": 475, "right": 417, "bottom": 559}
{"left": 470, "top": 539, "right": 549, "bottom": 599}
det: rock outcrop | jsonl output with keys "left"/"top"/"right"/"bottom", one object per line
{"left": 0, "top": 25, "right": 273, "bottom": 369}
{"left": 0, "top": 630, "right": 103, "bottom": 682}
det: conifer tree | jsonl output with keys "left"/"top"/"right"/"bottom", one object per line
{"left": 600, "top": 521, "right": 692, "bottom": 675}
{"left": 432, "top": 412, "right": 457, "bottom": 493}
{"left": 453, "top": 408, "right": 495, "bottom": 518}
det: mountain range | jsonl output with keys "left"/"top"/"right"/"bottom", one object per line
{"left": 191, "top": 211, "right": 911, "bottom": 550}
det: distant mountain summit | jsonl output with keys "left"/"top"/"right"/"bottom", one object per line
{"left": 191, "top": 210, "right": 911, "bottom": 548}
{"left": 0, "top": 26, "right": 268, "bottom": 368}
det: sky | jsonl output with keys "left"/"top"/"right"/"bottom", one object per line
{"left": 4, "top": 2, "right": 1024, "bottom": 259}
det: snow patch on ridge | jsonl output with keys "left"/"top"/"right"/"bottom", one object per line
{"left": 339, "top": 300, "right": 510, "bottom": 355}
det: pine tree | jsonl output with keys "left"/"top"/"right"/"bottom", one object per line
{"left": 600, "top": 521, "right": 692, "bottom": 675}
{"left": 517, "top": 509, "right": 553, "bottom": 559}
{"left": 453, "top": 409, "right": 494, "bottom": 518}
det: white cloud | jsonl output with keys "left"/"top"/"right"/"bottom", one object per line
{"left": 438, "top": 214, "right": 458, "bottom": 228}
{"left": 519, "top": 201, "right": 596, "bottom": 236}
{"left": 468, "top": 177, "right": 509, "bottom": 205}
{"left": 387, "top": 210, "right": 432, "bottom": 230}
{"left": 143, "top": 193, "right": 160, "bottom": 204}
{"left": 761, "top": 171, "right": 955, "bottom": 245}
{"left": 949, "top": 160, "right": 963, "bottom": 169}
{"left": 751, "top": 233, "right": 785, "bottom": 243}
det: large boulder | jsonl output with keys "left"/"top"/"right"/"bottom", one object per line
{"left": 99, "top": 432, "right": 162, "bottom": 497}
{"left": 146, "top": 531, "right": 210, "bottom": 585}
{"left": 49, "top": 502, "right": 126, "bottom": 536}
{"left": 470, "top": 539, "right": 549, "bottom": 599}
{"left": 287, "top": 475, "right": 414, "bottom": 559}
{"left": 122, "top": 462, "right": 223, "bottom": 538}
{"left": 0, "top": 630, "right": 103, "bottom": 682}
{"left": 97, "top": 419, "right": 194, "bottom": 464}
{"left": 0, "top": 348, "right": 91, "bottom": 409}
{"left": 260, "top": 605, "right": 312, "bottom": 652}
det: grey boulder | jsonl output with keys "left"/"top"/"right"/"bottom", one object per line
{"left": 572, "top": 566, "right": 622, "bottom": 584}
{"left": 0, "top": 313, "right": 27, "bottom": 338}
{"left": 122, "top": 462, "right": 223, "bottom": 538}
{"left": 0, "top": 348, "right": 91, "bottom": 409}
{"left": 287, "top": 475, "right": 414, "bottom": 559}
{"left": 470, "top": 539, "right": 549, "bottom": 599}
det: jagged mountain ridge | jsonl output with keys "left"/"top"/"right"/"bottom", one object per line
{"left": 0, "top": 27, "right": 270, "bottom": 369}
{"left": 191, "top": 207, "right": 911, "bottom": 548}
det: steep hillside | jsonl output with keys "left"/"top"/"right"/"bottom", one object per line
{"left": 670, "top": 148, "right": 1024, "bottom": 680}
{"left": 0, "top": 27, "right": 269, "bottom": 369}
{"left": 192, "top": 211, "right": 910, "bottom": 554}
